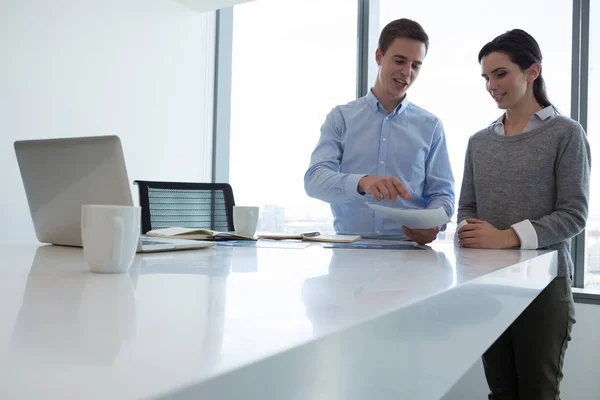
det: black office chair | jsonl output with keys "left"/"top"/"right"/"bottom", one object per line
{"left": 133, "top": 180, "right": 235, "bottom": 234}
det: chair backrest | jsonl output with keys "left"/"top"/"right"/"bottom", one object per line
{"left": 133, "top": 181, "right": 235, "bottom": 234}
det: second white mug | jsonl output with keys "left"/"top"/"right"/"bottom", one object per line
{"left": 233, "top": 206, "right": 259, "bottom": 237}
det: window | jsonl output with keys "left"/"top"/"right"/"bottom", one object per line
{"left": 585, "top": 0, "right": 600, "bottom": 290}
{"left": 377, "top": 0, "right": 572, "bottom": 244}
{"left": 229, "top": 0, "right": 357, "bottom": 234}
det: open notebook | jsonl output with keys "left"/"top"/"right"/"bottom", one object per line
{"left": 146, "top": 227, "right": 256, "bottom": 241}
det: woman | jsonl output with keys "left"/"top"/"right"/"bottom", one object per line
{"left": 457, "top": 29, "right": 590, "bottom": 399}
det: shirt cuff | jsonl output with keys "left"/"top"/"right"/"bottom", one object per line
{"left": 511, "top": 220, "right": 538, "bottom": 250}
{"left": 455, "top": 220, "right": 468, "bottom": 247}
{"left": 345, "top": 174, "right": 368, "bottom": 200}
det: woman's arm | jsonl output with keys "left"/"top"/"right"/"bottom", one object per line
{"left": 530, "top": 125, "right": 591, "bottom": 248}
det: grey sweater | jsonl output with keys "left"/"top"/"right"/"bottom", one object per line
{"left": 458, "top": 116, "right": 591, "bottom": 278}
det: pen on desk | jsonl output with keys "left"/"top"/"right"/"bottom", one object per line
{"left": 301, "top": 232, "right": 320, "bottom": 237}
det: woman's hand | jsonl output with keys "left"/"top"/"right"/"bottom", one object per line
{"left": 457, "top": 218, "right": 520, "bottom": 249}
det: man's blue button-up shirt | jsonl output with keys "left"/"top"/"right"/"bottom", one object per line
{"left": 304, "top": 90, "right": 455, "bottom": 239}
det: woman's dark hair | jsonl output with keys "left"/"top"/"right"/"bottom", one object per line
{"left": 379, "top": 18, "right": 429, "bottom": 55}
{"left": 478, "top": 29, "right": 552, "bottom": 108}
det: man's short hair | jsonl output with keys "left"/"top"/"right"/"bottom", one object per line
{"left": 378, "top": 18, "right": 429, "bottom": 55}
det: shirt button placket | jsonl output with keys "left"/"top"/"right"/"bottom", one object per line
{"left": 379, "top": 115, "right": 390, "bottom": 176}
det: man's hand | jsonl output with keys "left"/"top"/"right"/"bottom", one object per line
{"left": 358, "top": 176, "right": 411, "bottom": 202}
{"left": 402, "top": 226, "right": 439, "bottom": 245}
{"left": 457, "top": 218, "right": 520, "bottom": 249}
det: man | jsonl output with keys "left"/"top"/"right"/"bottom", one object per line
{"left": 304, "top": 18, "right": 454, "bottom": 245}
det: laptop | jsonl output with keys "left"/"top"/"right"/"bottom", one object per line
{"left": 14, "top": 135, "right": 215, "bottom": 253}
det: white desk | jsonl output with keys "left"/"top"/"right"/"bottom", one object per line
{"left": 0, "top": 241, "right": 557, "bottom": 399}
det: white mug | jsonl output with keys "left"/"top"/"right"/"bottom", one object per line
{"left": 81, "top": 205, "right": 141, "bottom": 273}
{"left": 233, "top": 206, "right": 259, "bottom": 237}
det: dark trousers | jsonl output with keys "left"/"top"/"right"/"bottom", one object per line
{"left": 483, "top": 277, "right": 576, "bottom": 400}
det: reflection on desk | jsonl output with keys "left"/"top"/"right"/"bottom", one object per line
{"left": 302, "top": 248, "right": 453, "bottom": 335}
{"left": 7, "top": 244, "right": 231, "bottom": 390}
{"left": 10, "top": 245, "right": 137, "bottom": 364}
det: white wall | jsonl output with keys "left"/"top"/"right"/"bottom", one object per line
{"left": 443, "top": 302, "right": 600, "bottom": 399}
{"left": 0, "top": 0, "right": 215, "bottom": 242}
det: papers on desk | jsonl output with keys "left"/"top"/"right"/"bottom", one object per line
{"left": 257, "top": 233, "right": 360, "bottom": 243}
{"left": 366, "top": 204, "right": 450, "bottom": 229}
{"left": 217, "top": 241, "right": 312, "bottom": 249}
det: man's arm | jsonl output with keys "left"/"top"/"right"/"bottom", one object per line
{"left": 304, "top": 107, "right": 367, "bottom": 204}
{"left": 401, "top": 120, "right": 454, "bottom": 245}
{"left": 423, "top": 120, "right": 456, "bottom": 221}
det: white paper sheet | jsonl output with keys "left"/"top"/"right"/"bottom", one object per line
{"left": 366, "top": 204, "right": 450, "bottom": 229}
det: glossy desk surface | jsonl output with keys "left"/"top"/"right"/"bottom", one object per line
{"left": 0, "top": 241, "right": 557, "bottom": 399}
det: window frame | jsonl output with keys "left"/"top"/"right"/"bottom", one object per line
{"left": 212, "top": 8, "right": 234, "bottom": 183}
{"left": 570, "top": 0, "right": 591, "bottom": 297}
